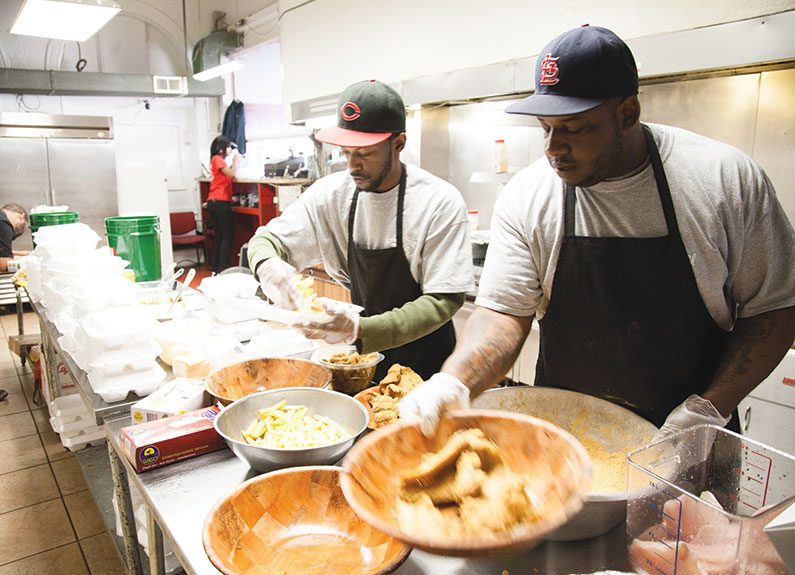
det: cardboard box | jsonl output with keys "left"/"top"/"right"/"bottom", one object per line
{"left": 120, "top": 406, "right": 223, "bottom": 472}
{"left": 130, "top": 378, "right": 209, "bottom": 423}
{"left": 8, "top": 334, "right": 40, "bottom": 357}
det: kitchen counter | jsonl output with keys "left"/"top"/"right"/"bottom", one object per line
{"left": 32, "top": 283, "right": 633, "bottom": 575}
{"left": 103, "top": 411, "right": 634, "bottom": 575}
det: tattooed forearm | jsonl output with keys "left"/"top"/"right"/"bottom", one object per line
{"left": 441, "top": 306, "right": 534, "bottom": 397}
{"left": 702, "top": 306, "right": 795, "bottom": 416}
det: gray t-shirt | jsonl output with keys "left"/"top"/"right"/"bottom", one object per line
{"left": 257, "top": 163, "right": 475, "bottom": 295}
{"left": 476, "top": 123, "right": 795, "bottom": 330}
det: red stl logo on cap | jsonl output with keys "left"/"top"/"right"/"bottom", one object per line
{"left": 539, "top": 53, "right": 560, "bottom": 85}
{"left": 341, "top": 101, "right": 361, "bottom": 121}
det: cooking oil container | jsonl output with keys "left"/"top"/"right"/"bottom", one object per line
{"left": 626, "top": 425, "right": 795, "bottom": 574}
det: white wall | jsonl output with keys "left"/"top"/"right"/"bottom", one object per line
{"left": 278, "top": 0, "right": 795, "bottom": 106}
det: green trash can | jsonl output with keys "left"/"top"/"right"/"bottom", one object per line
{"left": 29, "top": 211, "right": 79, "bottom": 247}
{"left": 105, "top": 215, "right": 162, "bottom": 282}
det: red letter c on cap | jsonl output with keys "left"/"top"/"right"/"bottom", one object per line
{"left": 341, "top": 101, "right": 361, "bottom": 121}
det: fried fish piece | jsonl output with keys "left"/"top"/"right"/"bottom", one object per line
{"left": 399, "top": 429, "right": 500, "bottom": 485}
{"left": 373, "top": 410, "right": 398, "bottom": 426}
{"left": 401, "top": 450, "right": 489, "bottom": 505}
{"left": 366, "top": 364, "right": 424, "bottom": 428}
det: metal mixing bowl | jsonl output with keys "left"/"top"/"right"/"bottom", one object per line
{"left": 472, "top": 385, "right": 657, "bottom": 541}
{"left": 214, "top": 387, "right": 369, "bottom": 473}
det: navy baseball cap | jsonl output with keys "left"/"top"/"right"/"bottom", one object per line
{"left": 316, "top": 80, "right": 406, "bottom": 148}
{"left": 506, "top": 25, "right": 638, "bottom": 117}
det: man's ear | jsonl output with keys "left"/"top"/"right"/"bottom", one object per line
{"left": 393, "top": 133, "right": 407, "bottom": 154}
{"left": 618, "top": 95, "right": 641, "bottom": 132}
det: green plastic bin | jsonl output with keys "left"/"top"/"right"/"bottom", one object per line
{"left": 30, "top": 211, "right": 79, "bottom": 247}
{"left": 105, "top": 215, "right": 162, "bottom": 282}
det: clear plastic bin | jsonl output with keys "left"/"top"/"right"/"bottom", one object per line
{"left": 135, "top": 285, "right": 187, "bottom": 320}
{"left": 153, "top": 318, "right": 212, "bottom": 365}
{"left": 627, "top": 425, "right": 794, "bottom": 574}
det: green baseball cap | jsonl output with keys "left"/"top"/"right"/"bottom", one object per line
{"left": 316, "top": 79, "right": 406, "bottom": 147}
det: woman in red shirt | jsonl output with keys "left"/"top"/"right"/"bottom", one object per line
{"left": 207, "top": 136, "right": 238, "bottom": 273}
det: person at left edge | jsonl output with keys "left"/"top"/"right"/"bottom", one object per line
{"left": 0, "top": 203, "right": 29, "bottom": 272}
{"left": 248, "top": 80, "right": 474, "bottom": 381}
{"left": 0, "top": 203, "right": 28, "bottom": 404}
{"left": 207, "top": 136, "right": 238, "bottom": 274}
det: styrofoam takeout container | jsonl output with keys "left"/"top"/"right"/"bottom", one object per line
{"left": 88, "top": 343, "right": 163, "bottom": 378}
{"left": 87, "top": 364, "right": 167, "bottom": 403}
{"left": 80, "top": 308, "right": 159, "bottom": 349}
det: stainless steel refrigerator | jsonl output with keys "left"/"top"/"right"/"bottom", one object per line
{"left": 0, "top": 113, "right": 119, "bottom": 252}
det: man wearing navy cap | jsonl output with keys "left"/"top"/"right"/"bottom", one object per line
{"left": 249, "top": 80, "right": 474, "bottom": 381}
{"left": 400, "top": 25, "right": 795, "bottom": 439}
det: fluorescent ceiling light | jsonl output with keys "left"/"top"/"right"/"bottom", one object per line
{"left": 193, "top": 59, "right": 245, "bottom": 82}
{"left": 10, "top": 0, "right": 121, "bottom": 42}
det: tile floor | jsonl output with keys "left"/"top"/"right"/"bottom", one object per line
{"left": 0, "top": 308, "right": 126, "bottom": 575}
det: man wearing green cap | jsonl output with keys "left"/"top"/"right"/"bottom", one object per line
{"left": 248, "top": 80, "right": 474, "bottom": 381}
{"left": 399, "top": 25, "right": 795, "bottom": 440}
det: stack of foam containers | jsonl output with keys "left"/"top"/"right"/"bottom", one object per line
{"left": 48, "top": 395, "right": 106, "bottom": 451}
{"left": 29, "top": 223, "right": 166, "bottom": 405}
{"left": 111, "top": 483, "right": 182, "bottom": 574}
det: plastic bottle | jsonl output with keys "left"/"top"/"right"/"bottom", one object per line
{"left": 467, "top": 210, "right": 479, "bottom": 232}
{"left": 493, "top": 139, "right": 508, "bottom": 174}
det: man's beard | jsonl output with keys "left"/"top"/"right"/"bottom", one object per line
{"left": 357, "top": 153, "right": 394, "bottom": 192}
{"left": 577, "top": 121, "right": 624, "bottom": 188}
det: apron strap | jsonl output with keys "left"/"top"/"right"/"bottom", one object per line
{"left": 641, "top": 123, "right": 680, "bottom": 237}
{"left": 565, "top": 183, "right": 576, "bottom": 237}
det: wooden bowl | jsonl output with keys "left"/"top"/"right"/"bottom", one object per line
{"left": 203, "top": 466, "right": 411, "bottom": 575}
{"left": 340, "top": 411, "right": 592, "bottom": 557}
{"left": 204, "top": 357, "right": 332, "bottom": 406}
{"left": 472, "top": 386, "right": 658, "bottom": 541}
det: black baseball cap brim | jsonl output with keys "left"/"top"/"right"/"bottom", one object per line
{"left": 315, "top": 125, "right": 392, "bottom": 148}
{"left": 505, "top": 93, "right": 607, "bottom": 117}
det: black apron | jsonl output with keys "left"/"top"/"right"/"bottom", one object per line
{"left": 535, "top": 124, "right": 733, "bottom": 428}
{"left": 347, "top": 164, "right": 456, "bottom": 381}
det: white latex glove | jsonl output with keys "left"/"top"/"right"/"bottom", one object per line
{"left": 256, "top": 258, "right": 307, "bottom": 311}
{"left": 292, "top": 297, "right": 360, "bottom": 344}
{"left": 652, "top": 394, "right": 731, "bottom": 443}
{"left": 398, "top": 372, "right": 471, "bottom": 437}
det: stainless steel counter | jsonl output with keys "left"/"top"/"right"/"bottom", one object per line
{"left": 33, "top": 287, "right": 633, "bottom": 574}
{"left": 104, "top": 414, "right": 633, "bottom": 575}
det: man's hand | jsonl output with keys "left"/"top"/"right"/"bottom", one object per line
{"left": 398, "top": 373, "right": 470, "bottom": 436}
{"left": 293, "top": 298, "right": 360, "bottom": 344}
{"left": 256, "top": 258, "right": 307, "bottom": 310}
{"left": 652, "top": 394, "right": 731, "bottom": 443}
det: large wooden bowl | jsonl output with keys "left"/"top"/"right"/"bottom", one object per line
{"left": 204, "top": 357, "right": 332, "bottom": 406}
{"left": 472, "top": 386, "right": 658, "bottom": 541}
{"left": 340, "top": 411, "right": 592, "bottom": 557}
{"left": 203, "top": 466, "right": 411, "bottom": 575}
